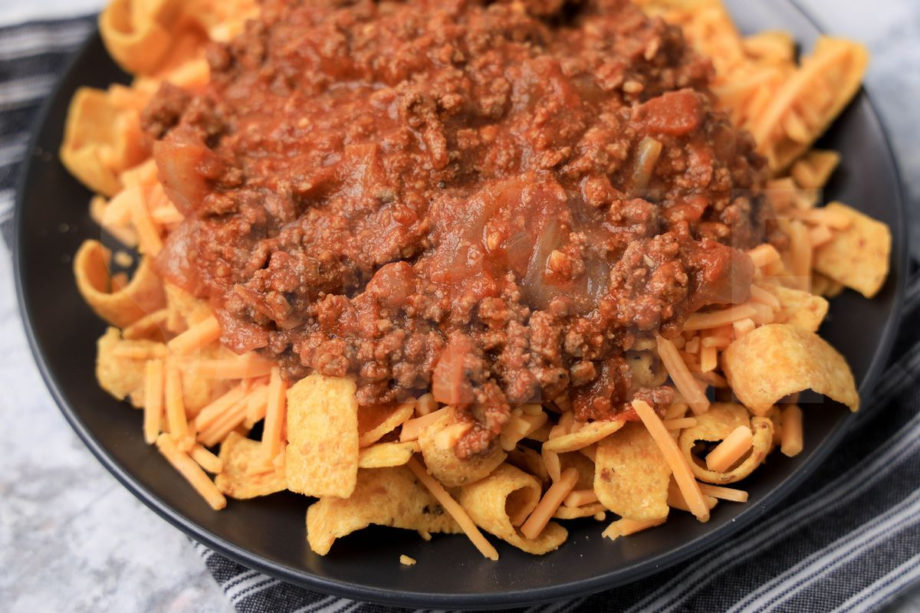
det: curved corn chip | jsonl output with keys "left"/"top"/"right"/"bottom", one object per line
{"left": 99, "top": 0, "right": 182, "bottom": 74}
{"left": 285, "top": 374, "right": 359, "bottom": 498}
{"left": 553, "top": 503, "right": 606, "bottom": 520}
{"left": 594, "top": 422, "right": 671, "bottom": 521}
{"left": 752, "top": 37, "right": 868, "bottom": 170}
{"left": 164, "top": 283, "right": 213, "bottom": 333}
{"left": 458, "top": 464, "right": 567, "bottom": 555}
{"left": 506, "top": 446, "right": 550, "bottom": 483}
{"left": 418, "top": 411, "right": 506, "bottom": 488}
{"left": 306, "top": 467, "right": 460, "bottom": 556}
{"left": 100, "top": 0, "right": 258, "bottom": 76}
{"left": 791, "top": 149, "right": 840, "bottom": 189}
{"left": 357, "top": 441, "right": 419, "bottom": 469}
{"left": 96, "top": 327, "right": 165, "bottom": 407}
{"left": 743, "top": 31, "right": 796, "bottom": 65}
{"left": 722, "top": 323, "right": 858, "bottom": 414}
{"left": 61, "top": 88, "right": 147, "bottom": 195}
{"left": 122, "top": 308, "right": 168, "bottom": 341}
{"left": 183, "top": 373, "right": 232, "bottom": 418}
{"left": 358, "top": 402, "right": 415, "bottom": 447}
{"left": 559, "top": 451, "right": 595, "bottom": 490}
{"left": 678, "top": 403, "right": 774, "bottom": 484}
{"left": 813, "top": 203, "right": 892, "bottom": 298}
{"left": 765, "top": 284, "right": 828, "bottom": 332}
{"left": 75, "top": 240, "right": 167, "bottom": 328}
{"left": 215, "top": 432, "right": 286, "bottom": 499}
{"left": 542, "top": 419, "right": 625, "bottom": 454}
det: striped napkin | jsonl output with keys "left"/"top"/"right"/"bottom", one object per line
{"left": 4, "top": 16, "right": 920, "bottom": 613}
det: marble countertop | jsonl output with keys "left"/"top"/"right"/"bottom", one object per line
{"left": 2, "top": 6, "right": 242, "bottom": 612}
{"left": 1, "top": 1, "right": 918, "bottom": 612}
{"left": 0, "top": 263, "right": 232, "bottom": 613}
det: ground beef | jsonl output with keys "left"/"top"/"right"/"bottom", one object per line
{"left": 150, "top": 0, "right": 769, "bottom": 457}
{"left": 140, "top": 82, "right": 190, "bottom": 139}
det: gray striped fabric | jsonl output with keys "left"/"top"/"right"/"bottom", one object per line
{"left": 0, "top": 18, "right": 96, "bottom": 246}
{"left": 4, "top": 16, "right": 920, "bottom": 613}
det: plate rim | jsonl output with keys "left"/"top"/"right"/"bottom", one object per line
{"left": 12, "top": 2, "right": 909, "bottom": 608}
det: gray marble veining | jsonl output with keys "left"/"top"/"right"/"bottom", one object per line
{"left": 0, "top": 251, "right": 232, "bottom": 613}
{"left": 0, "top": 1, "right": 918, "bottom": 612}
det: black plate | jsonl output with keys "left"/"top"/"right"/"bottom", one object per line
{"left": 14, "top": 0, "right": 907, "bottom": 608}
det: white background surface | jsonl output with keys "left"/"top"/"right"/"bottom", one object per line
{"left": 1, "top": 1, "right": 918, "bottom": 612}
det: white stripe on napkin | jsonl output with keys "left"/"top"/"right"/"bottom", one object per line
{"left": 626, "top": 401, "right": 920, "bottom": 613}
{"left": 0, "top": 20, "right": 91, "bottom": 60}
{"left": 0, "top": 133, "right": 28, "bottom": 168}
{"left": 0, "top": 189, "right": 13, "bottom": 218}
{"left": 226, "top": 575, "right": 282, "bottom": 603}
{"left": 833, "top": 553, "right": 920, "bottom": 613}
{"left": 0, "top": 2, "right": 104, "bottom": 29}
{"left": 290, "top": 595, "right": 337, "bottom": 613}
{"left": 728, "top": 488, "right": 920, "bottom": 612}
{"left": 0, "top": 74, "right": 57, "bottom": 109}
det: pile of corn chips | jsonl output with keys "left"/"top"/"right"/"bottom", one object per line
{"left": 63, "top": 0, "right": 891, "bottom": 560}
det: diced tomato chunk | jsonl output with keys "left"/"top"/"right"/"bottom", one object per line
{"left": 637, "top": 90, "right": 704, "bottom": 136}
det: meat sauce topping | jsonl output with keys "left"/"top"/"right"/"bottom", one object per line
{"left": 147, "top": 0, "right": 770, "bottom": 457}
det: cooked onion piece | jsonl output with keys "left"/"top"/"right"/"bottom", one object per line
{"left": 632, "top": 136, "right": 663, "bottom": 190}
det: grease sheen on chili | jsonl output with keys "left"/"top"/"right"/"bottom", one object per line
{"left": 145, "top": 0, "right": 771, "bottom": 457}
